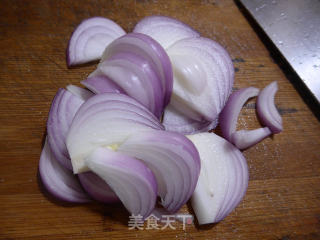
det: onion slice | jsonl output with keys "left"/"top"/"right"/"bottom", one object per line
{"left": 257, "top": 81, "right": 283, "bottom": 134}
{"left": 66, "top": 93, "right": 164, "bottom": 173}
{"left": 187, "top": 133, "right": 248, "bottom": 225}
{"left": 231, "top": 127, "right": 272, "bottom": 150}
{"left": 101, "top": 33, "right": 173, "bottom": 106}
{"left": 216, "top": 137, "right": 249, "bottom": 221}
{"left": 98, "top": 52, "right": 164, "bottom": 118}
{"left": 39, "top": 139, "right": 90, "bottom": 203}
{"left": 81, "top": 76, "right": 124, "bottom": 94}
{"left": 167, "top": 37, "right": 234, "bottom": 122}
{"left": 118, "top": 129, "right": 200, "bottom": 213}
{"left": 70, "top": 92, "right": 163, "bottom": 129}
{"left": 78, "top": 172, "right": 119, "bottom": 203}
{"left": 162, "top": 104, "right": 217, "bottom": 134}
{"left": 66, "top": 84, "right": 94, "bottom": 101}
{"left": 86, "top": 147, "right": 157, "bottom": 218}
{"left": 133, "top": 15, "right": 200, "bottom": 49}
{"left": 47, "top": 88, "right": 84, "bottom": 169}
{"left": 67, "top": 17, "right": 126, "bottom": 66}
{"left": 219, "top": 87, "right": 260, "bottom": 142}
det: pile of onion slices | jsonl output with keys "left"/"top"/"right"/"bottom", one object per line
{"left": 40, "top": 16, "right": 282, "bottom": 225}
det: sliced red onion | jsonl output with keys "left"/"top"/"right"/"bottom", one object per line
{"left": 170, "top": 37, "right": 234, "bottom": 107}
{"left": 39, "top": 139, "right": 90, "bottom": 203}
{"left": 167, "top": 37, "right": 234, "bottom": 122}
{"left": 67, "top": 17, "right": 125, "bottom": 66}
{"left": 231, "top": 127, "right": 272, "bottom": 150}
{"left": 197, "top": 38, "right": 234, "bottom": 106}
{"left": 187, "top": 133, "right": 248, "bottom": 225}
{"left": 162, "top": 104, "right": 218, "bottom": 134}
{"left": 81, "top": 75, "right": 124, "bottom": 94}
{"left": 257, "top": 81, "right": 283, "bottom": 134}
{"left": 101, "top": 33, "right": 173, "bottom": 106}
{"left": 118, "top": 129, "right": 200, "bottom": 213}
{"left": 86, "top": 147, "right": 157, "bottom": 218}
{"left": 66, "top": 84, "right": 94, "bottom": 101}
{"left": 71, "top": 99, "right": 164, "bottom": 132}
{"left": 71, "top": 92, "right": 163, "bottom": 129}
{"left": 66, "top": 93, "right": 164, "bottom": 173}
{"left": 188, "top": 133, "right": 228, "bottom": 224}
{"left": 219, "top": 87, "right": 260, "bottom": 142}
{"left": 97, "top": 52, "right": 164, "bottom": 118}
{"left": 216, "top": 139, "right": 248, "bottom": 222}
{"left": 78, "top": 172, "right": 119, "bottom": 203}
{"left": 214, "top": 143, "right": 238, "bottom": 222}
{"left": 47, "top": 88, "right": 84, "bottom": 170}
{"left": 133, "top": 16, "right": 200, "bottom": 49}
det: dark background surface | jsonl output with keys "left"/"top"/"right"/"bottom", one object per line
{"left": 0, "top": 0, "right": 319, "bottom": 239}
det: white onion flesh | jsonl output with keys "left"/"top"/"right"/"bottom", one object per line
{"left": 66, "top": 93, "right": 164, "bottom": 173}
{"left": 86, "top": 148, "right": 157, "bottom": 217}
{"left": 167, "top": 37, "right": 234, "bottom": 122}
{"left": 133, "top": 16, "right": 200, "bottom": 49}
{"left": 187, "top": 133, "right": 249, "bottom": 225}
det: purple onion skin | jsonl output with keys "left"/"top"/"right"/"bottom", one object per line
{"left": 78, "top": 172, "right": 119, "bottom": 203}
{"left": 99, "top": 52, "right": 164, "bottom": 118}
{"left": 66, "top": 93, "right": 165, "bottom": 173}
{"left": 102, "top": 33, "right": 173, "bottom": 107}
{"left": 47, "top": 88, "right": 84, "bottom": 170}
{"left": 219, "top": 87, "right": 259, "bottom": 142}
{"left": 219, "top": 144, "right": 249, "bottom": 221}
{"left": 124, "top": 32, "right": 173, "bottom": 105}
{"left": 72, "top": 92, "right": 162, "bottom": 126}
{"left": 216, "top": 140, "right": 249, "bottom": 221}
{"left": 67, "top": 17, "right": 125, "bottom": 67}
{"left": 81, "top": 76, "right": 125, "bottom": 94}
{"left": 188, "top": 133, "right": 249, "bottom": 224}
{"left": 86, "top": 148, "right": 157, "bottom": 218}
{"left": 257, "top": 81, "right": 283, "bottom": 134}
{"left": 119, "top": 129, "right": 200, "bottom": 213}
{"left": 39, "top": 140, "right": 90, "bottom": 203}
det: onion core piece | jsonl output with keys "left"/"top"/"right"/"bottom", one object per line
{"left": 86, "top": 147, "right": 157, "bottom": 218}
{"left": 257, "top": 81, "right": 283, "bottom": 134}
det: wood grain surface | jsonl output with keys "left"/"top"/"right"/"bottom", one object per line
{"left": 0, "top": 0, "right": 319, "bottom": 239}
